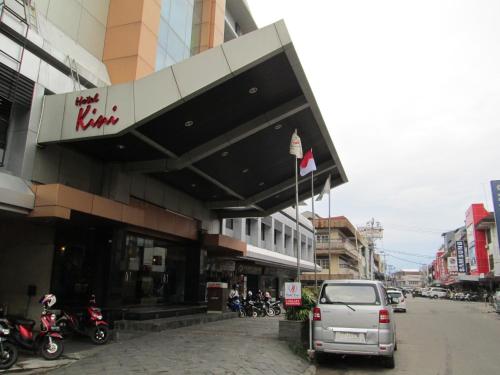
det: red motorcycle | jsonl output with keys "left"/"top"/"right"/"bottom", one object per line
{"left": 5, "top": 294, "right": 64, "bottom": 360}
{"left": 56, "top": 295, "right": 110, "bottom": 345}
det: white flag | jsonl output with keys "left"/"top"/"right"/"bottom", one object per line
{"left": 289, "top": 129, "right": 303, "bottom": 159}
{"left": 316, "top": 175, "right": 331, "bottom": 201}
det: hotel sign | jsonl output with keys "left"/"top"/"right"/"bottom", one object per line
{"left": 75, "top": 93, "right": 119, "bottom": 131}
{"left": 456, "top": 241, "right": 466, "bottom": 273}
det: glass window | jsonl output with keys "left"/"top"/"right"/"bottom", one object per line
{"left": 261, "top": 223, "right": 266, "bottom": 241}
{"left": 246, "top": 219, "right": 251, "bottom": 236}
{"left": 158, "top": 20, "right": 170, "bottom": 50}
{"left": 166, "top": 28, "right": 187, "bottom": 62}
{"left": 225, "top": 219, "right": 233, "bottom": 230}
{"left": 156, "top": 46, "right": 167, "bottom": 71}
{"left": 0, "top": 97, "right": 11, "bottom": 166}
{"left": 320, "top": 284, "right": 380, "bottom": 305}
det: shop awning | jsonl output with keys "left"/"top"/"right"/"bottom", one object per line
{"left": 0, "top": 172, "right": 34, "bottom": 214}
{"left": 37, "top": 21, "right": 347, "bottom": 217}
{"left": 244, "top": 244, "right": 318, "bottom": 272}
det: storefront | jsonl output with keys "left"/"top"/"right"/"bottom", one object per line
{"left": 50, "top": 217, "right": 202, "bottom": 309}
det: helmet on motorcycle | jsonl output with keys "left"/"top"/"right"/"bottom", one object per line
{"left": 39, "top": 294, "right": 57, "bottom": 308}
{"left": 247, "top": 291, "right": 253, "bottom": 297}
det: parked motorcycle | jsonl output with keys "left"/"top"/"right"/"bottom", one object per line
{"left": 56, "top": 295, "right": 110, "bottom": 345}
{"left": 269, "top": 300, "right": 282, "bottom": 316}
{"left": 0, "top": 319, "right": 18, "bottom": 370}
{"left": 227, "top": 297, "right": 245, "bottom": 318}
{"left": 5, "top": 294, "right": 64, "bottom": 360}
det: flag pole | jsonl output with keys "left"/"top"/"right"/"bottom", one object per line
{"left": 328, "top": 182, "right": 332, "bottom": 280}
{"left": 311, "top": 170, "right": 317, "bottom": 291}
{"left": 295, "top": 157, "right": 301, "bottom": 282}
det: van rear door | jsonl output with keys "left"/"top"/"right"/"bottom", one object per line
{"left": 318, "top": 283, "right": 381, "bottom": 345}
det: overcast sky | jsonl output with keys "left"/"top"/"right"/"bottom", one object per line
{"left": 247, "top": 0, "right": 500, "bottom": 270}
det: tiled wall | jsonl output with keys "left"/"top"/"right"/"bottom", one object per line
{"left": 34, "top": 0, "right": 110, "bottom": 60}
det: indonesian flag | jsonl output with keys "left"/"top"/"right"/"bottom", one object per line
{"left": 299, "top": 149, "right": 317, "bottom": 176}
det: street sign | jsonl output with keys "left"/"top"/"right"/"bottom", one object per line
{"left": 491, "top": 181, "right": 500, "bottom": 259}
{"left": 284, "top": 282, "right": 302, "bottom": 307}
{"left": 456, "top": 241, "right": 466, "bottom": 273}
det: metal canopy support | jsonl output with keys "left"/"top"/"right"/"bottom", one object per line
{"left": 130, "top": 130, "right": 257, "bottom": 207}
{"left": 207, "top": 163, "right": 337, "bottom": 209}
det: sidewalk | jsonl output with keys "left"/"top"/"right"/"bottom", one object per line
{"left": 38, "top": 316, "right": 313, "bottom": 375}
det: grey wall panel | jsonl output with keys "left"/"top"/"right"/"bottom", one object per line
{"left": 32, "top": 145, "right": 61, "bottom": 183}
{"left": 145, "top": 177, "right": 164, "bottom": 207}
{"left": 130, "top": 173, "right": 146, "bottom": 200}
{"left": 0, "top": 220, "right": 54, "bottom": 321}
{"left": 58, "top": 148, "right": 93, "bottom": 190}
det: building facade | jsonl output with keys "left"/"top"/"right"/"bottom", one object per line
{"left": 0, "top": 0, "right": 347, "bottom": 318}
{"left": 393, "top": 269, "right": 422, "bottom": 288}
{"left": 300, "top": 215, "right": 369, "bottom": 284}
{"left": 221, "top": 208, "right": 316, "bottom": 298}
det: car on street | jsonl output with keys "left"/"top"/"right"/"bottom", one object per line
{"left": 428, "top": 287, "right": 448, "bottom": 299}
{"left": 312, "top": 280, "right": 397, "bottom": 368}
{"left": 387, "top": 290, "right": 407, "bottom": 312}
{"left": 421, "top": 288, "right": 431, "bottom": 297}
{"left": 493, "top": 291, "right": 500, "bottom": 313}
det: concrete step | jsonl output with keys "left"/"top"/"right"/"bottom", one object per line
{"left": 114, "top": 311, "right": 238, "bottom": 333}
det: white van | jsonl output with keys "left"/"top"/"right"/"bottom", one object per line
{"left": 313, "top": 280, "right": 397, "bottom": 368}
{"left": 428, "top": 287, "right": 447, "bottom": 299}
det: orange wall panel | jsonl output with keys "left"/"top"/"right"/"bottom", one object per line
{"left": 107, "top": 0, "right": 144, "bottom": 28}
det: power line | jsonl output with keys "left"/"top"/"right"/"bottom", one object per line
{"left": 386, "top": 253, "right": 427, "bottom": 266}
{"left": 381, "top": 248, "right": 434, "bottom": 259}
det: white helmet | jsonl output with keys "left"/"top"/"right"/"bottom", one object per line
{"left": 40, "top": 294, "right": 57, "bottom": 308}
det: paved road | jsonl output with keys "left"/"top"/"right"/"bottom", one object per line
{"left": 47, "top": 316, "right": 312, "bottom": 375}
{"left": 316, "top": 297, "right": 500, "bottom": 375}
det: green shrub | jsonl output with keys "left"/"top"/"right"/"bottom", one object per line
{"left": 285, "top": 288, "right": 317, "bottom": 321}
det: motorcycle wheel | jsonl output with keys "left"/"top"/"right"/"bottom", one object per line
{"left": 0, "top": 342, "right": 18, "bottom": 370}
{"left": 251, "top": 309, "right": 259, "bottom": 318}
{"left": 273, "top": 306, "right": 282, "bottom": 316}
{"left": 266, "top": 307, "right": 275, "bottom": 317}
{"left": 90, "top": 325, "right": 110, "bottom": 345}
{"left": 40, "top": 336, "right": 64, "bottom": 360}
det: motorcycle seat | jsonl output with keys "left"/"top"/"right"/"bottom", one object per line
{"left": 8, "top": 316, "right": 36, "bottom": 327}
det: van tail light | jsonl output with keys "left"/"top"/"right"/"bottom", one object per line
{"left": 313, "top": 307, "right": 321, "bottom": 321}
{"left": 379, "top": 309, "right": 390, "bottom": 324}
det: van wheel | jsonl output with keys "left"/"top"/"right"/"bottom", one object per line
{"left": 315, "top": 352, "right": 329, "bottom": 365}
{"left": 433, "top": 295, "right": 438, "bottom": 299}
{"left": 382, "top": 355, "right": 395, "bottom": 369}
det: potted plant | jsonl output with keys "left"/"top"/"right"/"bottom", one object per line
{"left": 279, "top": 288, "right": 317, "bottom": 345}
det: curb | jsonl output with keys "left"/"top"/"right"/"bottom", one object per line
{"left": 302, "top": 364, "right": 316, "bottom": 375}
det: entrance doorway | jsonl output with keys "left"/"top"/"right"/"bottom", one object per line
{"left": 120, "top": 233, "right": 187, "bottom": 305}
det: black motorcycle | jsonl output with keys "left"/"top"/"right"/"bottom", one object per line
{"left": 0, "top": 319, "right": 18, "bottom": 370}
{"left": 269, "top": 300, "right": 282, "bottom": 316}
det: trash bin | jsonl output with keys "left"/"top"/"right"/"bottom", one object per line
{"left": 206, "top": 282, "right": 228, "bottom": 313}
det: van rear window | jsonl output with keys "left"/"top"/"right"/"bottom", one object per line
{"left": 320, "top": 284, "right": 380, "bottom": 305}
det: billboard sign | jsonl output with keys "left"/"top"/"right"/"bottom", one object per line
{"left": 456, "top": 241, "right": 466, "bottom": 273}
{"left": 447, "top": 256, "right": 458, "bottom": 274}
{"left": 491, "top": 180, "right": 500, "bottom": 256}
{"left": 284, "top": 282, "right": 302, "bottom": 307}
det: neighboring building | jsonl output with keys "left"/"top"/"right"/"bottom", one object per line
{"left": 0, "top": 1, "right": 348, "bottom": 318}
{"left": 475, "top": 212, "right": 500, "bottom": 278}
{"left": 465, "top": 204, "right": 490, "bottom": 276}
{"left": 221, "top": 208, "right": 316, "bottom": 298}
{"left": 393, "top": 269, "right": 422, "bottom": 288}
{"left": 373, "top": 252, "right": 385, "bottom": 281}
{"left": 300, "top": 215, "right": 369, "bottom": 284}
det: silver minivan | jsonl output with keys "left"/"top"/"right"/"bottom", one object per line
{"left": 313, "top": 280, "right": 397, "bottom": 368}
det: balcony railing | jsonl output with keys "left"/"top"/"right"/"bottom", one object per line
{"left": 315, "top": 239, "right": 360, "bottom": 260}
